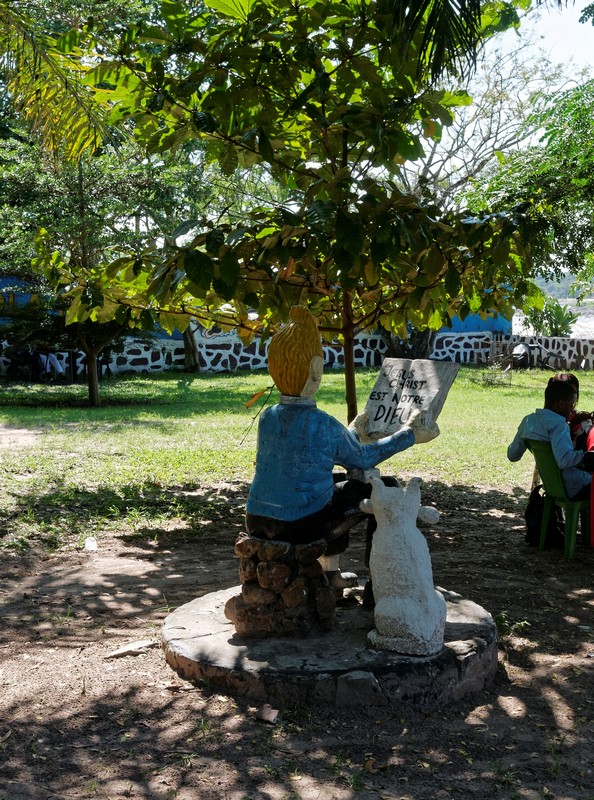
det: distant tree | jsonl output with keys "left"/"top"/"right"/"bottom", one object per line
{"left": 398, "top": 34, "right": 573, "bottom": 210}
{"left": 538, "top": 274, "right": 575, "bottom": 299}
{"left": 0, "top": 298, "right": 135, "bottom": 389}
{"left": 520, "top": 295, "right": 579, "bottom": 337}
{"left": 0, "top": 132, "right": 221, "bottom": 403}
{"left": 0, "top": 1, "right": 114, "bottom": 159}
{"left": 465, "top": 78, "right": 594, "bottom": 291}
{"left": 3, "top": 0, "right": 548, "bottom": 418}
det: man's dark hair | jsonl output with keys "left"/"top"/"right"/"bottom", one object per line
{"left": 545, "top": 379, "right": 577, "bottom": 407}
{"left": 548, "top": 372, "right": 580, "bottom": 401}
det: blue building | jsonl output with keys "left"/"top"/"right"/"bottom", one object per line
{"left": 441, "top": 312, "right": 512, "bottom": 335}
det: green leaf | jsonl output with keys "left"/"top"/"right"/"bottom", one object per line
{"left": 93, "top": 298, "right": 121, "bottom": 324}
{"left": 220, "top": 250, "right": 240, "bottom": 285}
{"left": 335, "top": 210, "right": 364, "bottom": 257}
{"left": 54, "top": 29, "right": 83, "bottom": 55}
{"left": 206, "top": 229, "right": 226, "bottom": 254}
{"left": 384, "top": 130, "right": 424, "bottom": 162}
{"left": 160, "top": 311, "right": 189, "bottom": 334}
{"left": 65, "top": 288, "right": 83, "bottom": 325}
{"left": 364, "top": 260, "right": 380, "bottom": 286}
{"left": 439, "top": 90, "right": 473, "bottom": 108}
{"left": 332, "top": 246, "right": 355, "bottom": 273}
{"left": 161, "top": 1, "right": 187, "bottom": 35}
{"left": 467, "top": 289, "right": 482, "bottom": 313}
{"left": 407, "top": 285, "right": 428, "bottom": 312}
{"left": 244, "top": 292, "right": 259, "bottom": 308}
{"left": 203, "top": 0, "right": 252, "bottom": 21}
{"left": 220, "top": 143, "right": 239, "bottom": 176}
{"left": 172, "top": 220, "right": 200, "bottom": 239}
{"left": 428, "top": 309, "right": 443, "bottom": 328}
{"left": 212, "top": 277, "right": 235, "bottom": 300}
{"left": 257, "top": 127, "right": 274, "bottom": 163}
{"left": 444, "top": 267, "right": 461, "bottom": 297}
{"left": 192, "top": 111, "right": 219, "bottom": 133}
{"left": 306, "top": 200, "right": 335, "bottom": 234}
{"left": 139, "top": 309, "right": 155, "bottom": 330}
{"left": 114, "top": 305, "right": 129, "bottom": 326}
{"left": 183, "top": 249, "right": 214, "bottom": 290}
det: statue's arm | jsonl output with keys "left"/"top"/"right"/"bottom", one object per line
{"left": 335, "top": 422, "right": 415, "bottom": 471}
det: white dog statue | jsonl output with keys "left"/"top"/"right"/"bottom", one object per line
{"left": 361, "top": 477, "right": 446, "bottom": 656}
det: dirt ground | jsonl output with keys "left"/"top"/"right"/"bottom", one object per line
{"left": 2, "top": 437, "right": 594, "bottom": 800}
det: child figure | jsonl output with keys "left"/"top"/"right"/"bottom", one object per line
{"left": 245, "top": 306, "right": 437, "bottom": 585}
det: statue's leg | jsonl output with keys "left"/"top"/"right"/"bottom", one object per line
{"left": 362, "top": 476, "right": 400, "bottom": 607}
{"left": 322, "top": 479, "right": 374, "bottom": 593}
{"left": 245, "top": 510, "right": 328, "bottom": 544}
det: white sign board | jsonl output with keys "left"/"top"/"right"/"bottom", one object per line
{"left": 363, "top": 358, "right": 459, "bottom": 438}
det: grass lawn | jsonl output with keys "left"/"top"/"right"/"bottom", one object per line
{"left": 0, "top": 364, "right": 587, "bottom": 551}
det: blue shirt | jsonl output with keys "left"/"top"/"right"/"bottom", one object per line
{"left": 246, "top": 397, "right": 415, "bottom": 521}
{"left": 507, "top": 407, "right": 590, "bottom": 499}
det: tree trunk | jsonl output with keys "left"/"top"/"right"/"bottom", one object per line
{"left": 183, "top": 325, "right": 201, "bottom": 372}
{"left": 86, "top": 350, "right": 100, "bottom": 408}
{"left": 342, "top": 291, "right": 358, "bottom": 423}
{"left": 76, "top": 322, "right": 128, "bottom": 409}
{"left": 381, "top": 327, "right": 436, "bottom": 359}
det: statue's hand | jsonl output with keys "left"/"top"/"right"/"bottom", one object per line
{"left": 349, "top": 409, "right": 370, "bottom": 444}
{"left": 349, "top": 409, "right": 379, "bottom": 443}
{"left": 407, "top": 409, "right": 440, "bottom": 444}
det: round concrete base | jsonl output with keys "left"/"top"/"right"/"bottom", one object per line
{"left": 162, "top": 586, "right": 498, "bottom": 708}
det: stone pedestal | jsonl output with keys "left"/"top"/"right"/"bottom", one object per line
{"left": 223, "top": 533, "right": 336, "bottom": 638}
{"left": 163, "top": 586, "right": 499, "bottom": 708}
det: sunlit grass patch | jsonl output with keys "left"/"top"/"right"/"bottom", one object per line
{"left": 1, "top": 365, "right": 579, "bottom": 552}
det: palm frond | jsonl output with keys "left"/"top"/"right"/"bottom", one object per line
{"left": 379, "top": 0, "right": 483, "bottom": 79}
{"left": 0, "top": 3, "right": 111, "bottom": 160}
{"left": 421, "top": 0, "right": 482, "bottom": 79}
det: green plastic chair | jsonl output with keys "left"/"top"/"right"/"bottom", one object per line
{"left": 525, "top": 439, "right": 590, "bottom": 560}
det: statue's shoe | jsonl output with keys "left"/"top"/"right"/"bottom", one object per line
{"left": 326, "top": 570, "right": 359, "bottom": 589}
{"left": 362, "top": 579, "right": 375, "bottom": 608}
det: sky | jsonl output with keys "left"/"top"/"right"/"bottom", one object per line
{"left": 508, "top": 3, "right": 593, "bottom": 70}
{"left": 497, "top": 5, "right": 594, "bottom": 317}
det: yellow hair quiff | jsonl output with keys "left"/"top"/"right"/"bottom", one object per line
{"left": 268, "top": 306, "right": 323, "bottom": 396}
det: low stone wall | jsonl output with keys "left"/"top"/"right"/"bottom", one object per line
{"left": 2, "top": 330, "right": 593, "bottom": 377}
{"left": 432, "top": 332, "right": 594, "bottom": 369}
{"left": 0, "top": 339, "right": 187, "bottom": 378}
{"left": 0, "top": 330, "right": 388, "bottom": 377}
{"left": 195, "top": 327, "right": 387, "bottom": 373}
{"left": 111, "top": 340, "right": 186, "bottom": 374}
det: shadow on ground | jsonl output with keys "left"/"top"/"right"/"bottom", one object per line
{"left": 2, "top": 479, "right": 594, "bottom": 799}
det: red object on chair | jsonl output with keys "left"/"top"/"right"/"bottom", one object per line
{"left": 590, "top": 480, "right": 594, "bottom": 549}
{"left": 585, "top": 427, "right": 594, "bottom": 547}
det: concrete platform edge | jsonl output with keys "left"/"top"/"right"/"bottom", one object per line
{"left": 163, "top": 586, "right": 498, "bottom": 708}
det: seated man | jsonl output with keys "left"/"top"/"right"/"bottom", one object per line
{"left": 508, "top": 379, "right": 593, "bottom": 501}
{"left": 548, "top": 372, "right": 594, "bottom": 452}
{"left": 245, "top": 305, "right": 437, "bottom": 586}
{"left": 35, "top": 343, "right": 65, "bottom": 381}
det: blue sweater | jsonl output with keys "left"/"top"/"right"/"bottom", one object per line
{"left": 246, "top": 397, "right": 415, "bottom": 521}
{"left": 507, "top": 407, "right": 590, "bottom": 499}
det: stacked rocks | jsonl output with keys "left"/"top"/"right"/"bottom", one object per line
{"left": 224, "top": 533, "right": 336, "bottom": 638}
